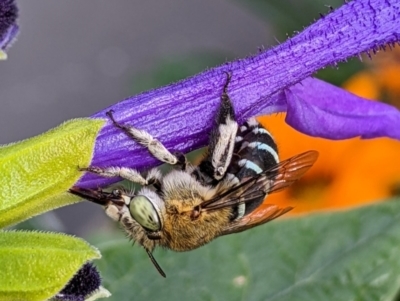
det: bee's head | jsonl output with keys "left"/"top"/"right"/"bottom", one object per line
{"left": 69, "top": 186, "right": 165, "bottom": 232}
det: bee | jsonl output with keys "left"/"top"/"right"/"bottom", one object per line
{"left": 69, "top": 73, "right": 318, "bottom": 277}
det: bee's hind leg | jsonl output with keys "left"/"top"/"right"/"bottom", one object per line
{"left": 198, "top": 72, "right": 238, "bottom": 182}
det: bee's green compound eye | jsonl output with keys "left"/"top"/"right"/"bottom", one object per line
{"left": 129, "top": 196, "right": 161, "bottom": 231}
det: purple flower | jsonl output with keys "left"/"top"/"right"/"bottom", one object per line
{"left": 0, "top": 0, "right": 18, "bottom": 56}
{"left": 80, "top": 0, "right": 400, "bottom": 188}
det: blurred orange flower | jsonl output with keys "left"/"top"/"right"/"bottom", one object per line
{"left": 261, "top": 48, "right": 400, "bottom": 215}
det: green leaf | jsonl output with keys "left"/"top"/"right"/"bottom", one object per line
{"left": 0, "top": 231, "right": 101, "bottom": 301}
{"left": 0, "top": 118, "right": 105, "bottom": 228}
{"left": 94, "top": 200, "right": 400, "bottom": 301}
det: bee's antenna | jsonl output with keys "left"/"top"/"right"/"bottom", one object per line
{"left": 145, "top": 249, "right": 166, "bottom": 278}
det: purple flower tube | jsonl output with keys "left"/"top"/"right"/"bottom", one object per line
{"left": 81, "top": 0, "right": 400, "bottom": 188}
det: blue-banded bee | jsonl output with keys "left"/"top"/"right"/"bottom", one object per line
{"left": 70, "top": 73, "right": 318, "bottom": 277}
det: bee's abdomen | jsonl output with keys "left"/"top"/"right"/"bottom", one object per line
{"left": 229, "top": 118, "right": 279, "bottom": 178}
{"left": 227, "top": 118, "right": 279, "bottom": 214}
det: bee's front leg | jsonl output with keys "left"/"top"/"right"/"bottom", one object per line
{"left": 79, "top": 166, "right": 164, "bottom": 190}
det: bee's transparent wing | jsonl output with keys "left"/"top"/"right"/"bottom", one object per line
{"left": 201, "top": 150, "right": 318, "bottom": 234}
{"left": 220, "top": 203, "right": 293, "bottom": 235}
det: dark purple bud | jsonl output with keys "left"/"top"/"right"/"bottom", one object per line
{"left": 54, "top": 262, "right": 101, "bottom": 301}
{"left": 0, "top": 0, "right": 18, "bottom": 52}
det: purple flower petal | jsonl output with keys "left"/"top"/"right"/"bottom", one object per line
{"left": 0, "top": 0, "right": 18, "bottom": 53}
{"left": 285, "top": 77, "right": 400, "bottom": 140}
{"left": 80, "top": 0, "right": 400, "bottom": 188}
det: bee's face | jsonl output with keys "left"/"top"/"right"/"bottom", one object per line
{"left": 70, "top": 73, "right": 318, "bottom": 277}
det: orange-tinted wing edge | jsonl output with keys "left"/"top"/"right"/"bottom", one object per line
{"left": 220, "top": 204, "right": 293, "bottom": 236}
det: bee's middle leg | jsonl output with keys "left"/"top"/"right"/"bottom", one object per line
{"left": 106, "top": 110, "right": 187, "bottom": 169}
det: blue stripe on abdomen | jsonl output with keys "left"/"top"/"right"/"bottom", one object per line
{"left": 228, "top": 119, "right": 279, "bottom": 218}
